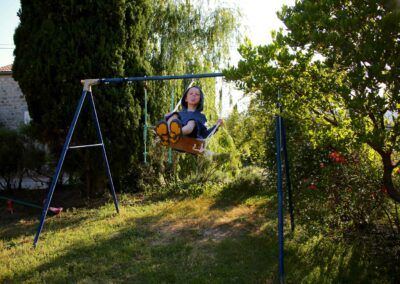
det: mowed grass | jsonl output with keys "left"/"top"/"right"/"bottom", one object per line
{"left": 0, "top": 191, "right": 396, "bottom": 283}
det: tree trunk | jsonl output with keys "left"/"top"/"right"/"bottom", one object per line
{"left": 82, "top": 152, "right": 107, "bottom": 198}
{"left": 81, "top": 152, "right": 93, "bottom": 198}
{"left": 85, "top": 165, "right": 91, "bottom": 198}
{"left": 380, "top": 151, "right": 400, "bottom": 203}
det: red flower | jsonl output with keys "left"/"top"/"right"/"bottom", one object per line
{"left": 329, "top": 151, "right": 346, "bottom": 163}
{"left": 6, "top": 200, "right": 13, "bottom": 208}
{"left": 6, "top": 200, "right": 14, "bottom": 213}
{"left": 308, "top": 184, "right": 317, "bottom": 190}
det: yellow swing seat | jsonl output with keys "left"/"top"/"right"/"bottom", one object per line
{"left": 155, "top": 120, "right": 221, "bottom": 156}
{"left": 160, "top": 136, "right": 206, "bottom": 155}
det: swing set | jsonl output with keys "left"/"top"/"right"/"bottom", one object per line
{"left": 0, "top": 195, "right": 62, "bottom": 215}
{"left": 31, "top": 72, "right": 292, "bottom": 284}
{"left": 143, "top": 79, "right": 222, "bottom": 159}
{"left": 33, "top": 72, "right": 224, "bottom": 247}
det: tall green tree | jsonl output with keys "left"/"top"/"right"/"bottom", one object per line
{"left": 13, "top": 0, "right": 239, "bottom": 195}
{"left": 279, "top": 0, "right": 400, "bottom": 202}
{"left": 143, "top": 0, "right": 240, "bottom": 182}
{"left": 147, "top": 0, "right": 238, "bottom": 120}
{"left": 13, "top": 0, "right": 153, "bottom": 196}
{"left": 226, "top": 0, "right": 400, "bottom": 203}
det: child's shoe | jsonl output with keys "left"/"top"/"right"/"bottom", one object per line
{"left": 169, "top": 119, "right": 182, "bottom": 144}
{"left": 155, "top": 121, "right": 169, "bottom": 146}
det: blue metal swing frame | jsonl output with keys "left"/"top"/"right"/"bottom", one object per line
{"left": 33, "top": 72, "right": 293, "bottom": 284}
{"left": 33, "top": 83, "right": 119, "bottom": 247}
{"left": 33, "top": 73, "right": 224, "bottom": 247}
{"left": 275, "top": 90, "right": 294, "bottom": 284}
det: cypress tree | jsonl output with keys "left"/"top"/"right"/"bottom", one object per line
{"left": 13, "top": 0, "right": 152, "bottom": 196}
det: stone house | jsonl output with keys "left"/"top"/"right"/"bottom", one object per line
{"left": 0, "top": 64, "right": 50, "bottom": 189}
{"left": 0, "top": 64, "right": 30, "bottom": 129}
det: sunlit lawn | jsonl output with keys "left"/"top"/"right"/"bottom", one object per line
{"left": 0, "top": 191, "right": 396, "bottom": 283}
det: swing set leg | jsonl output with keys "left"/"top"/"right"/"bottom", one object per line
{"left": 33, "top": 89, "right": 119, "bottom": 247}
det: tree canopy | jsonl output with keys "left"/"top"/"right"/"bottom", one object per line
{"left": 13, "top": 0, "right": 239, "bottom": 195}
{"left": 226, "top": 0, "right": 400, "bottom": 202}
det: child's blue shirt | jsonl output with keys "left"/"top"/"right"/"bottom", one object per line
{"left": 165, "top": 86, "right": 218, "bottom": 139}
{"left": 166, "top": 109, "right": 217, "bottom": 139}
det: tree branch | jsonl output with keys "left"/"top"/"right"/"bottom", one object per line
{"left": 311, "top": 108, "right": 339, "bottom": 126}
{"left": 367, "top": 111, "right": 380, "bottom": 130}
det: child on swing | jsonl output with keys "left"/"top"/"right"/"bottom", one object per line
{"left": 155, "top": 86, "right": 223, "bottom": 146}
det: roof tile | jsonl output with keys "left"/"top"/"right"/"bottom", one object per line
{"left": 0, "top": 64, "right": 13, "bottom": 72}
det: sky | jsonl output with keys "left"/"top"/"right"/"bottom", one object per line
{"left": 0, "top": 0, "right": 19, "bottom": 66}
{"left": 232, "top": 0, "right": 294, "bottom": 45}
{"left": 0, "top": 0, "right": 295, "bottom": 67}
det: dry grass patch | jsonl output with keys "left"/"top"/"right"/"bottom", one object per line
{"left": 142, "top": 197, "right": 265, "bottom": 245}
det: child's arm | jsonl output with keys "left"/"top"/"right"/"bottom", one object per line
{"left": 165, "top": 112, "right": 180, "bottom": 121}
{"left": 205, "top": 118, "right": 223, "bottom": 137}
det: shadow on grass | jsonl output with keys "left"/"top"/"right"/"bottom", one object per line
{"left": 0, "top": 191, "right": 118, "bottom": 242}
{"left": 210, "top": 178, "right": 274, "bottom": 210}
{"left": 5, "top": 213, "right": 394, "bottom": 283}
{"left": 0, "top": 212, "right": 92, "bottom": 245}
{"left": 2, "top": 192, "right": 397, "bottom": 283}
{"left": 3, "top": 208, "right": 280, "bottom": 283}
{"left": 284, "top": 234, "right": 397, "bottom": 283}
{"left": 1, "top": 207, "right": 118, "bottom": 249}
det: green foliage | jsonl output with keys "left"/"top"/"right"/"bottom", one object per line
{"left": 217, "top": 166, "right": 266, "bottom": 199}
{"left": 145, "top": 0, "right": 239, "bottom": 126}
{"left": 13, "top": 0, "right": 152, "bottom": 195}
{"left": 226, "top": 0, "right": 400, "bottom": 204}
{"left": 0, "top": 126, "right": 46, "bottom": 191}
{"left": 13, "top": 0, "right": 240, "bottom": 195}
{"left": 139, "top": 1, "right": 240, "bottom": 190}
{"left": 224, "top": 103, "right": 271, "bottom": 167}
{"left": 278, "top": 0, "right": 400, "bottom": 201}
{"left": 251, "top": 110, "right": 391, "bottom": 232}
{"left": 142, "top": 151, "right": 237, "bottom": 200}
{"left": 1, "top": 193, "right": 398, "bottom": 282}
{"left": 148, "top": 1, "right": 238, "bottom": 75}
{"left": 294, "top": 146, "right": 385, "bottom": 232}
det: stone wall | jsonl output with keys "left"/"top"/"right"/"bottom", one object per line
{"left": 0, "top": 73, "right": 29, "bottom": 129}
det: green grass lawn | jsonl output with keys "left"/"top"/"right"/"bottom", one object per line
{"left": 0, "top": 191, "right": 397, "bottom": 283}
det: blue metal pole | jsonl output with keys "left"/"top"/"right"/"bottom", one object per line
{"left": 143, "top": 87, "right": 148, "bottom": 164}
{"left": 88, "top": 92, "right": 119, "bottom": 213}
{"left": 281, "top": 119, "right": 294, "bottom": 232}
{"left": 98, "top": 72, "right": 224, "bottom": 85}
{"left": 276, "top": 100, "right": 285, "bottom": 284}
{"left": 168, "top": 87, "right": 175, "bottom": 164}
{"left": 33, "top": 90, "right": 88, "bottom": 247}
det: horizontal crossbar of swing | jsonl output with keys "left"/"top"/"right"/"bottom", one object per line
{"left": 98, "top": 72, "right": 224, "bottom": 84}
{"left": 0, "top": 195, "right": 42, "bottom": 209}
{"left": 69, "top": 143, "right": 103, "bottom": 149}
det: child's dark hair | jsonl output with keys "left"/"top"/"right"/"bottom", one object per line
{"left": 181, "top": 86, "right": 205, "bottom": 111}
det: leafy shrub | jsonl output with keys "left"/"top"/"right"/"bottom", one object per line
{"left": 0, "top": 126, "right": 46, "bottom": 191}
{"left": 138, "top": 125, "right": 242, "bottom": 198}
{"left": 292, "top": 146, "right": 385, "bottom": 233}
{"left": 213, "top": 166, "right": 267, "bottom": 206}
